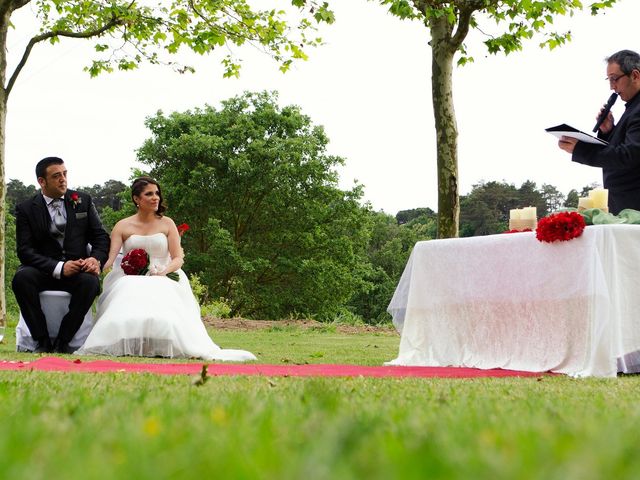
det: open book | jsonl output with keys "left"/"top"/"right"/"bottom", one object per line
{"left": 545, "top": 124, "right": 608, "bottom": 145}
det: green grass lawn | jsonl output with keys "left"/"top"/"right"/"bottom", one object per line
{"left": 1, "top": 323, "right": 639, "bottom": 480}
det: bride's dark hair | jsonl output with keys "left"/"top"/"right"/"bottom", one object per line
{"left": 131, "top": 176, "right": 167, "bottom": 216}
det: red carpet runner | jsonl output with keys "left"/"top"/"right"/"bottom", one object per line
{"left": 0, "top": 357, "right": 550, "bottom": 378}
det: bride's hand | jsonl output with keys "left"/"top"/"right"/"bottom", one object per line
{"left": 149, "top": 265, "right": 166, "bottom": 276}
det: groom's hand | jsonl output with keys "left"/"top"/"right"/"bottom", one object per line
{"left": 62, "top": 260, "right": 84, "bottom": 277}
{"left": 80, "top": 257, "right": 101, "bottom": 275}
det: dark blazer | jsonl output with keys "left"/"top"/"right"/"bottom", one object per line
{"left": 15, "top": 190, "right": 110, "bottom": 275}
{"left": 572, "top": 92, "right": 640, "bottom": 214}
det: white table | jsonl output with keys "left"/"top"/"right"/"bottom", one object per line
{"left": 386, "top": 225, "right": 640, "bottom": 377}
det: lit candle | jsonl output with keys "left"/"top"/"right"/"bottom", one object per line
{"left": 588, "top": 188, "right": 608, "bottom": 209}
{"left": 578, "top": 197, "right": 594, "bottom": 210}
{"left": 510, "top": 209, "right": 521, "bottom": 220}
{"left": 520, "top": 207, "right": 537, "bottom": 220}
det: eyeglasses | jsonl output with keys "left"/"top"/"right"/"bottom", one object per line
{"left": 606, "top": 73, "right": 629, "bottom": 84}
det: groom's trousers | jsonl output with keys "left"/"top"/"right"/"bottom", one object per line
{"left": 12, "top": 267, "right": 100, "bottom": 344}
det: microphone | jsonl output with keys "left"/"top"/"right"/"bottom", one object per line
{"left": 592, "top": 92, "right": 618, "bottom": 132}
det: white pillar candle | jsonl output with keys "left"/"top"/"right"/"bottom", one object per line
{"left": 510, "top": 209, "right": 521, "bottom": 220}
{"left": 578, "top": 197, "right": 594, "bottom": 210}
{"left": 520, "top": 207, "right": 537, "bottom": 220}
{"left": 588, "top": 188, "right": 608, "bottom": 209}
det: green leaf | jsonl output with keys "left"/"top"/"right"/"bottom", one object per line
{"left": 21, "top": 0, "right": 334, "bottom": 81}
{"left": 167, "top": 272, "right": 180, "bottom": 282}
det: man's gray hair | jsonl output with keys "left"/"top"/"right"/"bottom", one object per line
{"left": 607, "top": 50, "right": 640, "bottom": 74}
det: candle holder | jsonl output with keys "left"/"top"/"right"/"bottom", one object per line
{"left": 577, "top": 206, "right": 609, "bottom": 213}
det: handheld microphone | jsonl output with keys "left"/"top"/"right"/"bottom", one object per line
{"left": 592, "top": 92, "right": 618, "bottom": 132}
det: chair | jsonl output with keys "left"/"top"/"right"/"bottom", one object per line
{"left": 16, "top": 291, "right": 94, "bottom": 352}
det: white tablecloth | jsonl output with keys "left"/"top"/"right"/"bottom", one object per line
{"left": 386, "top": 225, "right": 640, "bottom": 377}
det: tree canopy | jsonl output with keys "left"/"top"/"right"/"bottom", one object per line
{"left": 136, "top": 91, "right": 371, "bottom": 320}
{"left": 6, "top": 0, "right": 335, "bottom": 90}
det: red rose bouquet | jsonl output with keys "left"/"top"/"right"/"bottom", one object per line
{"left": 121, "top": 248, "right": 149, "bottom": 275}
{"left": 121, "top": 248, "right": 179, "bottom": 281}
{"left": 535, "top": 211, "right": 586, "bottom": 243}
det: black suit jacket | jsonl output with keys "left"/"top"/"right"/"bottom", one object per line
{"left": 572, "top": 91, "right": 640, "bottom": 214}
{"left": 15, "top": 191, "right": 110, "bottom": 275}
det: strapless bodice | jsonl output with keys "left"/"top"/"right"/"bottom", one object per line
{"left": 123, "top": 233, "right": 170, "bottom": 266}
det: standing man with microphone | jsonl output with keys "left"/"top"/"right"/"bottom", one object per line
{"left": 558, "top": 49, "right": 640, "bottom": 214}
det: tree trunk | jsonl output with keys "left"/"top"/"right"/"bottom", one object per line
{"left": 430, "top": 16, "right": 459, "bottom": 239}
{"left": 0, "top": 8, "right": 9, "bottom": 327}
{"left": 0, "top": 99, "right": 6, "bottom": 328}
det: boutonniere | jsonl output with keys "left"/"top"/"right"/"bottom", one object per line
{"left": 70, "top": 192, "right": 82, "bottom": 209}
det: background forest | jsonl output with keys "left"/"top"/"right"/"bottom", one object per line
{"left": 5, "top": 92, "right": 598, "bottom": 324}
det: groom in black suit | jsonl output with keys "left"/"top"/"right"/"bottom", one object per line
{"left": 12, "top": 157, "right": 110, "bottom": 353}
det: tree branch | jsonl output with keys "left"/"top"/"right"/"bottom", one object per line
{"left": 5, "top": 14, "right": 123, "bottom": 96}
{"left": 10, "top": 0, "right": 30, "bottom": 11}
{"left": 0, "top": 0, "right": 18, "bottom": 18}
{"left": 188, "top": 0, "right": 267, "bottom": 45}
{"left": 411, "top": 0, "right": 433, "bottom": 17}
{"left": 451, "top": 5, "right": 475, "bottom": 48}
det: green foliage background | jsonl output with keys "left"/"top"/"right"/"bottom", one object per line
{"left": 3, "top": 92, "right": 598, "bottom": 324}
{"left": 137, "top": 91, "right": 376, "bottom": 321}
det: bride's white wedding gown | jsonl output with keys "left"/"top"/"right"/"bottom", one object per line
{"left": 75, "top": 233, "right": 256, "bottom": 361}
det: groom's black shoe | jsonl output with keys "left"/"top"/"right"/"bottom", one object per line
{"left": 33, "top": 338, "right": 53, "bottom": 354}
{"left": 52, "top": 338, "right": 74, "bottom": 354}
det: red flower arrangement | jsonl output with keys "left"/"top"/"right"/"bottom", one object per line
{"left": 177, "top": 223, "right": 190, "bottom": 236}
{"left": 121, "top": 248, "right": 149, "bottom": 276}
{"left": 121, "top": 248, "right": 179, "bottom": 281}
{"left": 535, "top": 211, "right": 586, "bottom": 243}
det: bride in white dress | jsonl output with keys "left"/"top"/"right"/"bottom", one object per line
{"left": 76, "top": 177, "right": 256, "bottom": 362}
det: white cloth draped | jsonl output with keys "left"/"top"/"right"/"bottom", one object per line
{"left": 76, "top": 233, "right": 256, "bottom": 362}
{"left": 386, "top": 225, "right": 640, "bottom": 377}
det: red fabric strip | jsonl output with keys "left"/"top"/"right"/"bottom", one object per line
{"left": 0, "top": 357, "right": 551, "bottom": 378}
